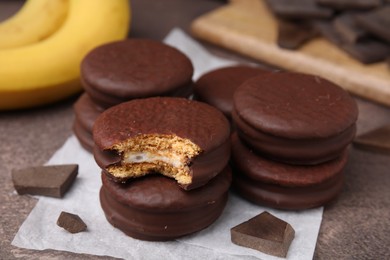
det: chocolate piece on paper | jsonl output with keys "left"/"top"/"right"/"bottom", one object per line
{"left": 12, "top": 164, "right": 78, "bottom": 198}
{"left": 355, "top": 6, "right": 390, "bottom": 44}
{"left": 316, "top": 0, "right": 382, "bottom": 10}
{"left": 277, "top": 18, "right": 318, "bottom": 49}
{"left": 353, "top": 125, "right": 390, "bottom": 154}
{"left": 333, "top": 12, "right": 368, "bottom": 44}
{"left": 231, "top": 211, "right": 295, "bottom": 258}
{"left": 314, "top": 20, "right": 390, "bottom": 63}
{"left": 265, "top": 0, "right": 333, "bottom": 19}
{"left": 57, "top": 211, "right": 87, "bottom": 234}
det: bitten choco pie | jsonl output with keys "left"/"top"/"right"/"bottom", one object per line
{"left": 93, "top": 97, "right": 231, "bottom": 190}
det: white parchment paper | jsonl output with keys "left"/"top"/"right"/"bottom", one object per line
{"left": 12, "top": 29, "right": 323, "bottom": 260}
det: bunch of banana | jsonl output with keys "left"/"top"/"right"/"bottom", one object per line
{"left": 0, "top": 0, "right": 130, "bottom": 110}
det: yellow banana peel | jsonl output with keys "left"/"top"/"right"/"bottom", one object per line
{"left": 0, "top": 0, "right": 69, "bottom": 49}
{"left": 0, "top": 0, "right": 130, "bottom": 110}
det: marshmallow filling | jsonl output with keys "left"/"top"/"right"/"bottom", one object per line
{"left": 106, "top": 134, "right": 202, "bottom": 185}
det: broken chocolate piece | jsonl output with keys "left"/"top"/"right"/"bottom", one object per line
{"left": 12, "top": 164, "right": 78, "bottom": 198}
{"left": 277, "top": 18, "right": 318, "bottom": 49}
{"left": 57, "top": 211, "right": 87, "bottom": 233}
{"left": 341, "top": 39, "right": 390, "bottom": 64}
{"left": 265, "top": 0, "right": 333, "bottom": 19}
{"left": 314, "top": 20, "right": 390, "bottom": 63}
{"left": 316, "top": 0, "right": 382, "bottom": 10}
{"left": 353, "top": 125, "right": 390, "bottom": 154}
{"left": 355, "top": 6, "right": 390, "bottom": 44}
{"left": 333, "top": 12, "right": 368, "bottom": 44}
{"left": 231, "top": 211, "right": 295, "bottom": 258}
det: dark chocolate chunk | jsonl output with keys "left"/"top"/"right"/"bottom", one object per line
{"left": 233, "top": 163, "right": 344, "bottom": 210}
{"left": 314, "top": 20, "right": 390, "bottom": 63}
{"left": 12, "top": 164, "right": 78, "bottom": 198}
{"left": 355, "top": 6, "right": 390, "bottom": 44}
{"left": 341, "top": 39, "right": 390, "bottom": 64}
{"left": 313, "top": 20, "right": 344, "bottom": 45}
{"left": 316, "top": 0, "right": 382, "bottom": 10}
{"left": 277, "top": 18, "right": 318, "bottom": 49}
{"left": 333, "top": 12, "right": 368, "bottom": 44}
{"left": 353, "top": 125, "right": 390, "bottom": 154}
{"left": 265, "top": 0, "right": 334, "bottom": 19}
{"left": 231, "top": 211, "right": 295, "bottom": 258}
{"left": 57, "top": 211, "right": 87, "bottom": 233}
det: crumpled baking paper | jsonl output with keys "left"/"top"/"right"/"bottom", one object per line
{"left": 12, "top": 29, "right": 323, "bottom": 260}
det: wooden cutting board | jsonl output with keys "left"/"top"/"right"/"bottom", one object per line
{"left": 191, "top": 0, "right": 390, "bottom": 107}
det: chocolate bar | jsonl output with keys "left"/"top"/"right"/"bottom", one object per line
{"left": 231, "top": 211, "right": 295, "bottom": 257}
{"left": 12, "top": 164, "right": 78, "bottom": 198}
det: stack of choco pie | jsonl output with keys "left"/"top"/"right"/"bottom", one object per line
{"left": 92, "top": 97, "right": 232, "bottom": 241}
{"left": 231, "top": 72, "right": 358, "bottom": 210}
{"left": 73, "top": 39, "right": 194, "bottom": 152}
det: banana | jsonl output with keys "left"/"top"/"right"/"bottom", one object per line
{"left": 0, "top": 0, "right": 130, "bottom": 110}
{"left": 0, "top": 0, "right": 69, "bottom": 49}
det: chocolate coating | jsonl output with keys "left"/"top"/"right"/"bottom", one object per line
{"left": 73, "top": 120, "right": 94, "bottom": 152}
{"left": 233, "top": 170, "right": 344, "bottom": 210}
{"left": 81, "top": 39, "right": 194, "bottom": 100}
{"left": 231, "top": 133, "right": 347, "bottom": 187}
{"left": 234, "top": 72, "right": 358, "bottom": 138}
{"left": 93, "top": 97, "right": 231, "bottom": 190}
{"left": 100, "top": 166, "right": 232, "bottom": 241}
{"left": 194, "top": 66, "right": 268, "bottom": 118}
{"left": 94, "top": 97, "right": 230, "bottom": 154}
{"left": 234, "top": 111, "right": 356, "bottom": 164}
{"left": 233, "top": 72, "right": 358, "bottom": 164}
{"left": 83, "top": 77, "right": 194, "bottom": 109}
{"left": 73, "top": 93, "right": 103, "bottom": 132}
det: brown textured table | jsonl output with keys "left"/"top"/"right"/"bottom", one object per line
{"left": 1, "top": 1, "right": 389, "bottom": 259}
